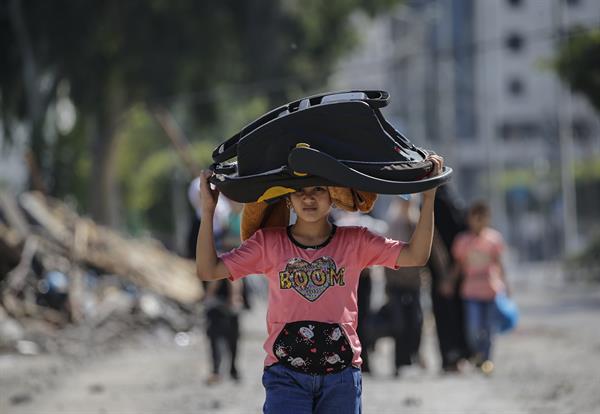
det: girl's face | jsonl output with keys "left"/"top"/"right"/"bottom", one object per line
{"left": 289, "top": 186, "right": 332, "bottom": 223}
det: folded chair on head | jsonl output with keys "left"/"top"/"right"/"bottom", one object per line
{"left": 208, "top": 90, "right": 453, "bottom": 239}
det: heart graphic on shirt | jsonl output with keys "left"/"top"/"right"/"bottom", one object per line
{"left": 278, "top": 256, "right": 346, "bottom": 302}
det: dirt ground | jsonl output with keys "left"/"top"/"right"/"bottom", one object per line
{"left": 2, "top": 263, "right": 600, "bottom": 414}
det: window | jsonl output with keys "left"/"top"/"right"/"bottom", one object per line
{"left": 507, "top": 0, "right": 523, "bottom": 7}
{"left": 505, "top": 32, "right": 525, "bottom": 52}
{"left": 572, "top": 118, "right": 592, "bottom": 140}
{"left": 507, "top": 77, "right": 525, "bottom": 97}
{"left": 390, "top": 16, "right": 408, "bottom": 39}
{"left": 497, "top": 120, "right": 541, "bottom": 140}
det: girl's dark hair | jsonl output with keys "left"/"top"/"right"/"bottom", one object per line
{"left": 468, "top": 200, "right": 490, "bottom": 217}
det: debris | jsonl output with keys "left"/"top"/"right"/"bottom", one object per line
{"left": 88, "top": 384, "right": 105, "bottom": 394}
{"left": 174, "top": 331, "right": 191, "bottom": 347}
{"left": 0, "top": 190, "right": 204, "bottom": 355}
{"left": 9, "top": 393, "right": 33, "bottom": 406}
{"left": 16, "top": 340, "right": 40, "bottom": 355}
{"left": 0, "top": 313, "right": 25, "bottom": 348}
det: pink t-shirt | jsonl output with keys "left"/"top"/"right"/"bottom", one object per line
{"left": 452, "top": 228, "right": 505, "bottom": 301}
{"left": 220, "top": 225, "right": 404, "bottom": 368}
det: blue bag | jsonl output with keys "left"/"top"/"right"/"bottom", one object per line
{"left": 494, "top": 293, "right": 519, "bottom": 334}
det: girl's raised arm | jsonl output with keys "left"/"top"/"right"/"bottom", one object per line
{"left": 395, "top": 155, "right": 443, "bottom": 268}
{"left": 196, "top": 170, "right": 231, "bottom": 281}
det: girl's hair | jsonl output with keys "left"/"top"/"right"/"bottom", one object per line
{"left": 468, "top": 200, "right": 490, "bottom": 217}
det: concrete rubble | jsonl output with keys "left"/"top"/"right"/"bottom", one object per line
{"left": 0, "top": 191, "right": 203, "bottom": 357}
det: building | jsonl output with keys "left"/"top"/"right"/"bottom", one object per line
{"left": 330, "top": 0, "right": 600, "bottom": 261}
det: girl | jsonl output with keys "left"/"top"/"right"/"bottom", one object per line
{"left": 196, "top": 155, "right": 443, "bottom": 414}
{"left": 451, "top": 200, "right": 508, "bottom": 375}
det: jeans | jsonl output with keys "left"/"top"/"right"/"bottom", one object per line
{"left": 262, "top": 363, "right": 362, "bottom": 414}
{"left": 464, "top": 299, "right": 497, "bottom": 362}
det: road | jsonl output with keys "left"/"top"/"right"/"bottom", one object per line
{"left": 2, "top": 263, "right": 600, "bottom": 414}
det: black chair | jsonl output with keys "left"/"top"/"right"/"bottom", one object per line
{"left": 210, "top": 90, "right": 452, "bottom": 203}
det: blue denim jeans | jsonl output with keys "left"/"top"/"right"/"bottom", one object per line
{"left": 262, "top": 363, "right": 362, "bottom": 414}
{"left": 464, "top": 299, "right": 497, "bottom": 361}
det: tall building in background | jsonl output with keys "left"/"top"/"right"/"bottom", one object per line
{"left": 331, "top": 0, "right": 600, "bottom": 261}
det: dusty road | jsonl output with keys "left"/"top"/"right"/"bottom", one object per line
{"left": 2, "top": 264, "right": 600, "bottom": 414}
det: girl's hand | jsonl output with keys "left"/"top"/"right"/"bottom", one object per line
{"left": 199, "top": 169, "right": 219, "bottom": 215}
{"left": 423, "top": 155, "right": 444, "bottom": 199}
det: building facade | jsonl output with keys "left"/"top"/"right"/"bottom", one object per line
{"left": 331, "top": 0, "right": 600, "bottom": 260}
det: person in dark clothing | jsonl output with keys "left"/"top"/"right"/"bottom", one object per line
{"left": 187, "top": 178, "right": 245, "bottom": 384}
{"left": 427, "top": 185, "right": 471, "bottom": 372}
{"left": 202, "top": 278, "right": 243, "bottom": 383}
{"left": 383, "top": 197, "right": 425, "bottom": 376}
{"left": 187, "top": 214, "right": 201, "bottom": 258}
{"left": 356, "top": 268, "right": 373, "bottom": 373}
{"left": 385, "top": 270, "right": 424, "bottom": 375}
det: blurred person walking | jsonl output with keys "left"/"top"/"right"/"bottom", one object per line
{"left": 187, "top": 178, "right": 245, "bottom": 384}
{"left": 383, "top": 197, "right": 425, "bottom": 376}
{"left": 429, "top": 186, "right": 471, "bottom": 372}
{"left": 202, "top": 277, "right": 244, "bottom": 384}
{"left": 450, "top": 200, "right": 509, "bottom": 374}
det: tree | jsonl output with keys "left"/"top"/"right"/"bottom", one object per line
{"left": 1, "top": 0, "right": 401, "bottom": 229}
{"left": 554, "top": 29, "right": 600, "bottom": 113}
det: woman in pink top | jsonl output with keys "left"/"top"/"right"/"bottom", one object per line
{"left": 196, "top": 155, "right": 443, "bottom": 414}
{"left": 451, "top": 200, "right": 508, "bottom": 375}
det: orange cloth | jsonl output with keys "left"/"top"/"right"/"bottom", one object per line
{"left": 240, "top": 188, "right": 377, "bottom": 241}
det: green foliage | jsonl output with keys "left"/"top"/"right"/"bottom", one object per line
{"left": 554, "top": 29, "right": 600, "bottom": 112}
{"left": 497, "top": 156, "right": 600, "bottom": 191}
{"left": 574, "top": 157, "right": 600, "bottom": 183}
{"left": 573, "top": 233, "right": 600, "bottom": 265}
{"left": 211, "top": 93, "right": 271, "bottom": 140}
{"left": 2, "top": 0, "right": 402, "bottom": 238}
{"left": 49, "top": 114, "right": 92, "bottom": 210}
{"left": 113, "top": 97, "right": 267, "bottom": 235}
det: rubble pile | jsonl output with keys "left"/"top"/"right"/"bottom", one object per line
{"left": 0, "top": 191, "right": 203, "bottom": 356}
